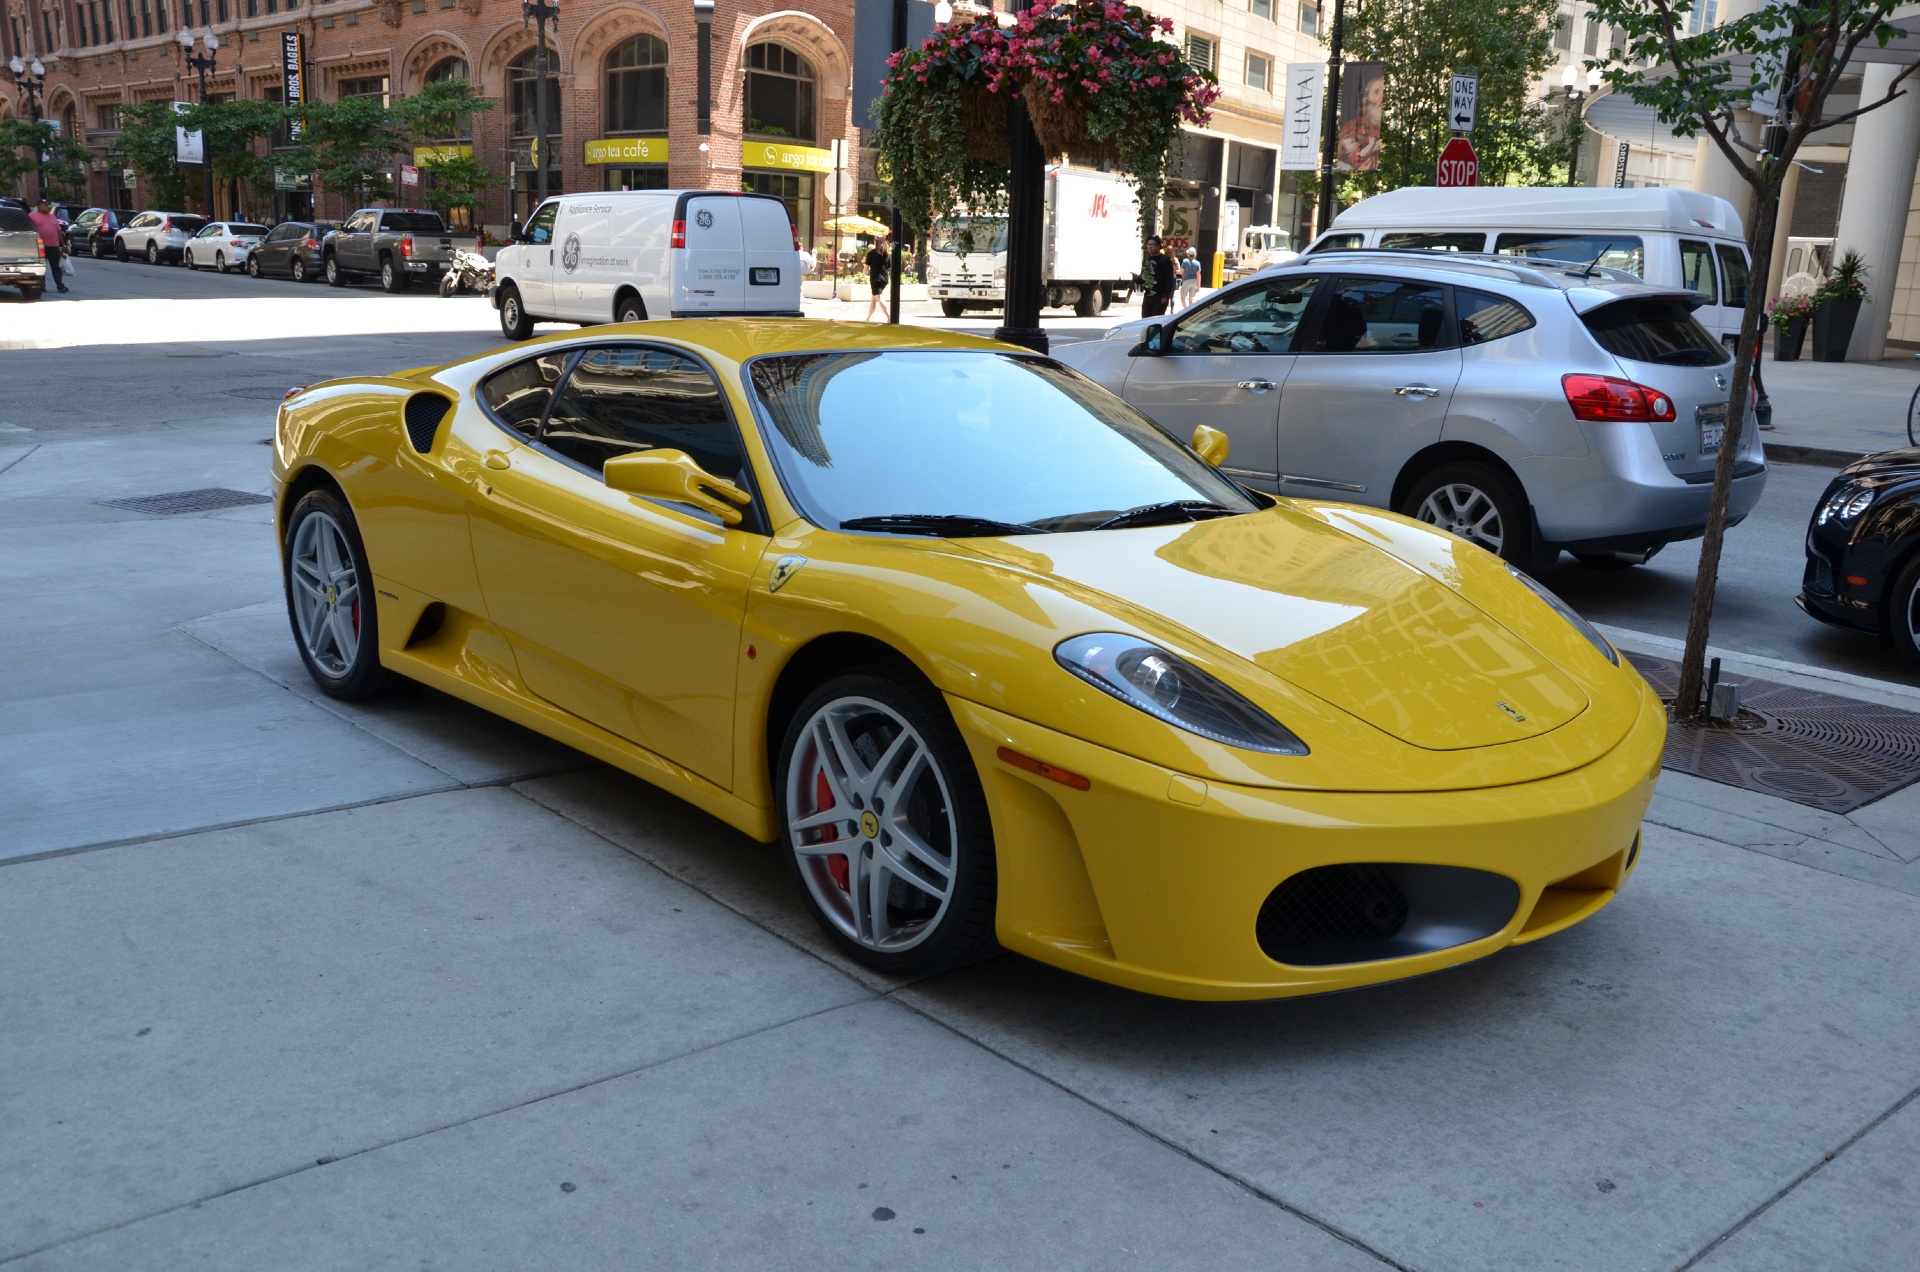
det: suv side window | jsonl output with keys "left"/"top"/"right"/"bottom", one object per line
{"left": 129, "top": 213, "right": 156, "bottom": 229}
{"left": 540, "top": 346, "right": 748, "bottom": 504}
{"left": 267, "top": 225, "right": 295, "bottom": 242}
{"left": 1680, "top": 240, "right": 1717, "bottom": 304}
{"left": 1169, "top": 276, "right": 1322, "bottom": 353}
{"left": 1310, "top": 277, "right": 1448, "bottom": 352}
{"left": 1456, "top": 289, "right": 1536, "bottom": 345}
{"left": 479, "top": 352, "right": 570, "bottom": 439}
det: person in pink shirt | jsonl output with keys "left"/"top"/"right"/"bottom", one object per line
{"left": 28, "top": 200, "right": 68, "bottom": 294}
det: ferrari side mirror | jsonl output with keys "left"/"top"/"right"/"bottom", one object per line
{"left": 1190, "top": 424, "right": 1229, "bottom": 468}
{"left": 604, "top": 449, "right": 752, "bottom": 526}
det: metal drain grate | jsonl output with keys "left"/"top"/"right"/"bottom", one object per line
{"left": 1626, "top": 651, "right": 1920, "bottom": 813}
{"left": 99, "top": 488, "right": 273, "bottom": 516}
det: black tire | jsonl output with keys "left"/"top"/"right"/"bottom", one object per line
{"left": 185, "top": 249, "right": 199, "bottom": 271}
{"left": 498, "top": 285, "right": 534, "bottom": 340}
{"left": 1074, "top": 285, "right": 1099, "bottom": 318}
{"left": 215, "top": 252, "right": 227, "bottom": 273}
{"left": 247, "top": 254, "right": 261, "bottom": 278}
{"left": 776, "top": 669, "right": 999, "bottom": 977}
{"left": 325, "top": 254, "right": 345, "bottom": 287}
{"left": 145, "top": 240, "right": 160, "bottom": 265}
{"left": 438, "top": 271, "right": 458, "bottom": 298}
{"left": 92, "top": 235, "right": 106, "bottom": 259}
{"left": 1889, "top": 552, "right": 1920, "bottom": 669}
{"left": 940, "top": 299, "right": 965, "bottom": 318}
{"left": 115, "top": 239, "right": 128, "bottom": 262}
{"left": 1400, "top": 461, "right": 1552, "bottom": 570}
{"left": 291, "top": 257, "right": 309, "bottom": 284}
{"left": 615, "top": 292, "right": 645, "bottom": 323}
{"left": 283, "top": 488, "right": 400, "bottom": 701}
{"left": 20, "top": 284, "right": 41, "bottom": 301}
{"left": 380, "top": 257, "right": 408, "bottom": 293}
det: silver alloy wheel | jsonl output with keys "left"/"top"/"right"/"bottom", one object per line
{"left": 1416, "top": 482, "right": 1504, "bottom": 554}
{"left": 786, "top": 696, "right": 958, "bottom": 953}
{"left": 1906, "top": 574, "right": 1920, "bottom": 652}
{"left": 292, "top": 257, "right": 307, "bottom": 283}
{"left": 215, "top": 252, "right": 226, "bottom": 272}
{"left": 146, "top": 240, "right": 159, "bottom": 264}
{"left": 289, "top": 510, "right": 363, "bottom": 678}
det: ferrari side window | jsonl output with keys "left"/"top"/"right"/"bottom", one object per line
{"left": 479, "top": 352, "right": 569, "bottom": 440}
{"left": 540, "top": 346, "right": 745, "bottom": 486}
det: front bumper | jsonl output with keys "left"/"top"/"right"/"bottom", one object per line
{"left": 929, "top": 284, "right": 1003, "bottom": 301}
{"left": 950, "top": 677, "right": 1664, "bottom": 1001}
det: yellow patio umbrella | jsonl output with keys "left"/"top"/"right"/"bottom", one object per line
{"left": 824, "top": 214, "right": 892, "bottom": 236}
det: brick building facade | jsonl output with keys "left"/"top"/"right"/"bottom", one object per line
{"left": 0, "top": 0, "right": 859, "bottom": 247}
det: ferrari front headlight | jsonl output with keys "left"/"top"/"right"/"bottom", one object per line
{"left": 1054, "top": 633, "right": 1309, "bottom": 755}
{"left": 1505, "top": 564, "right": 1619, "bottom": 666}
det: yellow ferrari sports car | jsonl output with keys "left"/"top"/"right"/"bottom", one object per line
{"left": 273, "top": 320, "right": 1662, "bottom": 1001}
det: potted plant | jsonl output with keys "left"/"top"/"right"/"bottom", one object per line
{"left": 1811, "top": 248, "right": 1870, "bottom": 361}
{"left": 1768, "top": 292, "right": 1815, "bottom": 361}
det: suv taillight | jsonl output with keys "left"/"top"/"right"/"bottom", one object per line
{"left": 671, "top": 218, "right": 686, "bottom": 249}
{"left": 1562, "top": 373, "right": 1677, "bottom": 423}
{"left": 400, "top": 236, "right": 414, "bottom": 258}
{"left": 304, "top": 236, "right": 318, "bottom": 249}
{"left": 160, "top": 217, "right": 171, "bottom": 231}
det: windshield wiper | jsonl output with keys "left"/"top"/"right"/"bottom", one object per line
{"left": 1090, "top": 500, "right": 1237, "bottom": 531}
{"left": 839, "top": 513, "right": 1043, "bottom": 537}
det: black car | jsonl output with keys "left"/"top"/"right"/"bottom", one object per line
{"left": 247, "top": 220, "right": 338, "bottom": 283}
{"left": 1798, "top": 447, "right": 1920, "bottom": 665}
{"left": 69, "top": 208, "right": 128, "bottom": 258}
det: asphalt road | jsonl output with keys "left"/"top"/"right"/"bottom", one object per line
{"left": 5, "top": 255, "right": 1910, "bottom": 688}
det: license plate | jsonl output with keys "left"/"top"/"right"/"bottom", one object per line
{"left": 1697, "top": 403, "right": 1727, "bottom": 454}
{"left": 749, "top": 267, "right": 780, "bottom": 285}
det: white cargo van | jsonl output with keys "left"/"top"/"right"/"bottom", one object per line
{"left": 927, "top": 166, "right": 1141, "bottom": 318}
{"left": 492, "top": 189, "right": 803, "bottom": 340}
{"left": 1306, "top": 187, "right": 1753, "bottom": 342}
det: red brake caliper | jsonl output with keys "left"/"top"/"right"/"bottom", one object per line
{"left": 815, "top": 768, "right": 850, "bottom": 892}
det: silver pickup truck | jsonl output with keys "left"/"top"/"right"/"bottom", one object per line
{"left": 0, "top": 207, "right": 48, "bottom": 301}
{"left": 322, "top": 207, "right": 477, "bottom": 293}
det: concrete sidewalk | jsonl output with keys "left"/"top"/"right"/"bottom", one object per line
{"left": 6, "top": 389, "right": 1920, "bottom": 1269}
{"left": 1759, "top": 354, "right": 1920, "bottom": 462}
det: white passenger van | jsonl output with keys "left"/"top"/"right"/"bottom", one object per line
{"left": 1306, "top": 187, "right": 1752, "bottom": 343}
{"left": 492, "top": 189, "right": 804, "bottom": 340}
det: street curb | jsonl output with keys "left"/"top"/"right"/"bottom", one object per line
{"left": 1597, "top": 622, "right": 1920, "bottom": 707}
{"left": 1764, "top": 441, "right": 1881, "bottom": 469}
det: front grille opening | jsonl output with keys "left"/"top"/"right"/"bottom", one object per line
{"left": 404, "top": 393, "right": 454, "bottom": 454}
{"left": 1256, "top": 863, "right": 1521, "bottom": 967}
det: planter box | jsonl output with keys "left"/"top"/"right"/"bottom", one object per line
{"left": 1812, "top": 297, "right": 1863, "bottom": 362}
{"left": 1773, "top": 314, "right": 1808, "bottom": 361}
{"left": 802, "top": 280, "right": 835, "bottom": 299}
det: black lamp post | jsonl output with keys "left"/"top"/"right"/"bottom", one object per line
{"left": 994, "top": 0, "right": 1047, "bottom": 353}
{"left": 1558, "top": 64, "right": 1595, "bottom": 186}
{"left": 6, "top": 55, "right": 49, "bottom": 200}
{"left": 176, "top": 29, "right": 220, "bottom": 217}
{"left": 523, "top": 0, "right": 560, "bottom": 204}
{"left": 1314, "top": 0, "right": 1345, "bottom": 237}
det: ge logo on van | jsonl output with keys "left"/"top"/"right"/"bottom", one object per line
{"left": 696, "top": 209, "right": 715, "bottom": 230}
{"left": 561, "top": 232, "right": 582, "bottom": 273}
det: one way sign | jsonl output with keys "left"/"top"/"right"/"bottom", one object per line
{"left": 1449, "top": 74, "right": 1478, "bottom": 134}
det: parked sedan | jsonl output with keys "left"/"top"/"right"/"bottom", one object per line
{"left": 68, "top": 208, "right": 128, "bottom": 258}
{"left": 1054, "top": 250, "right": 1768, "bottom": 571}
{"left": 184, "top": 221, "right": 268, "bottom": 273}
{"left": 115, "top": 211, "right": 207, "bottom": 264}
{"left": 247, "top": 221, "right": 338, "bottom": 282}
{"left": 1798, "top": 447, "right": 1920, "bottom": 666}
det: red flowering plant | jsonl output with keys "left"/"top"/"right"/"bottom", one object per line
{"left": 873, "top": 1, "right": 1218, "bottom": 234}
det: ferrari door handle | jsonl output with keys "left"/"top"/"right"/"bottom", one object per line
{"left": 482, "top": 450, "right": 512, "bottom": 470}
{"left": 1395, "top": 384, "right": 1439, "bottom": 399}
{"left": 1237, "top": 379, "right": 1275, "bottom": 392}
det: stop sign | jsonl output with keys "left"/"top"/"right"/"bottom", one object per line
{"left": 1436, "top": 137, "right": 1479, "bottom": 187}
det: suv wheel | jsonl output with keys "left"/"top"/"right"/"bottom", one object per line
{"left": 777, "top": 670, "right": 998, "bottom": 975}
{"left": 247, "top": 254, "right": 261, "bottom": 278}
{"left": 325, "top": 255, "right": 344, "bottom": 287}
{"left": 145, "top": 240, "right": 160, "bottom": 265}
{"left": 292, "top": 257, "right": 309, "bottom": 283}
{"left": 115, "top": 238, "right": 128, "bottom": 262}
{"left": 1402, "top": 461, "right": 1550, "bottom": 570}
{"left": 498, "top": 285, "right": 534, "bottom": 340}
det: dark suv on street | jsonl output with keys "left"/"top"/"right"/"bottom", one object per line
{"left": 247, "top": 221, "right": 339, "bottom": 282}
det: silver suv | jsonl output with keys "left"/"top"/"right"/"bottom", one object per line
{"left": 1054, "top": 251, "right": 1767, "bottom": 569}
{"left": 115, "top": 211, "right": 207, "bottom": 265}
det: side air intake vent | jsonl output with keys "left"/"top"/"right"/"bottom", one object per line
{"left": 404, "top": 393, "right": 454, "bottom": 454}
{"left": 1256, "top": 863, "right": 1520, "bottom": 967}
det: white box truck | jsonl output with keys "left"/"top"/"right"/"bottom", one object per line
{"left": 927, "top": 166, "right": 1141, "bottom": 318}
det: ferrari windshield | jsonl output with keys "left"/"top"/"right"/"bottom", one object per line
{"left": 746, "top": 351, "right": 1259, "bottom": 534}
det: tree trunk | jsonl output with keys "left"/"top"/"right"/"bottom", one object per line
{"left": 1673, "top": 180, "right": 1783, "bottom": 719}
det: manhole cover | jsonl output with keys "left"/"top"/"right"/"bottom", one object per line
{"left": 226, "top": 386, "right": 298, "bottom": 400}
{"left": 98, "top": 488, "right": 273, "bottom": 516}
{"left": 1626, "top": 651, "right": 1920, "bottom": 813}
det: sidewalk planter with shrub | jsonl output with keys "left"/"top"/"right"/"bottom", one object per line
{"left": 872, "top": 1, "right": 1220, "bottom": 233}
{"left": 1811, "top": 248, "right": 1871, "bottom": 362}
{"left": 1768, "top": 292, "right": 1814, "bottom": 361}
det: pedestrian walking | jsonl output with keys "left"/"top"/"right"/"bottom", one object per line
{"left": 864, "top": 234, "right": 891, "bottom": 322}
{"left": 29, "top": 200, "right": 69, "bottom": 294}
{"left": 1140, "top": 236, "right": 1175, "bottom": 318}
{"left": 1178, "top": 248, "right": 1201, "bottom": 306}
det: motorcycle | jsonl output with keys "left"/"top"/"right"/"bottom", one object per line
{"left": 439, "top": 249, "right": 494, "bottom": 298}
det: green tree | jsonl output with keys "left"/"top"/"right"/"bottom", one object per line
{"left": 293, "top": 93, "right": 402, "bottom": 212}
{"left": 0, "top": 119, "right": 90, "bottom": 201}
{"left": 1584, "top": 0, "right": 1916, "bottom": 717}
{"left": 1333, "top": 0, "right": 1565, "bottom": 196}
{"left": 392, "top": 79, "right": 499, "bottom": 221}
{"left": 176, "top": 97, "right": 293, "bottom": 219}
{"left": 114, "top": 101, "right": 196, "bottom": 210}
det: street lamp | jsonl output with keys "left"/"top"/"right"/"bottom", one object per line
{"left": 522, "top": 0, "right": 560, "bottom": 205}
{"left": 5, "top": 55, "right": 50, "bottom": 200}
{"left": 1559, "top": 64, "right": 1596, "bottom": 187}
{"left": 177, "top": 29, "right": 220, "bottom": 216}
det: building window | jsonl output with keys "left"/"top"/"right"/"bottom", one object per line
{"left": 96, "top": 102, "right": 121, "bottom": 129}
{"left": 1582, "top": 19, "right": 1598, "bottom": 54}
{"left": 1184, "top": 33, "right": 1216, "bottom": 73}
{"left": 744, "top": 42, "right": 815, "bottom": 143}
{"left": 1553, "top": 11, "right": 1570, "bottom": 49}
{"left": 508, "top": 48, "right": 563, "bottom": 139}
{"left": 215, "top": 0, "right": 227, "bottom": 21}
{"left": 1250, "top": 0, "right": 1272, "bottom": 19}
{"left": 1245, "top": 51, "right": 1273, "bottom": 91}
{"left": 337, "top": 75, "right": 390, "bottom": 105}
{"left": 425, "top": 58, "right": 472, "bottom": 140}
{"left": 155, "top": 0, "right": 165, "bottom": 30}
{"left": 604, "top": 33, "right": 667, "bottom": 135}
{"left": 1688, "top": 0, "right": 1718, "bottom": 32}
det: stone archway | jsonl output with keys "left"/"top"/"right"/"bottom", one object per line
{"left": 573, "top": 2, "right": 672, "bottom": 73}
{"left": 401, "top": 33, "right": 476, "bottom": 96}
{"left": 737, "top": 11, "right": 852, "bottom": 147}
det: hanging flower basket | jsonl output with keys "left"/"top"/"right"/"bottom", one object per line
{"left": 959, "top": 86, "right": 1011, "bottom": 164}
{"left": 1021, "top": 83, "right": 1118, "bottom": 169}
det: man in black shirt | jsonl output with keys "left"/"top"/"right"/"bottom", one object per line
{"left": 1141, "top": 236, "right": 1176, "bottom": 318}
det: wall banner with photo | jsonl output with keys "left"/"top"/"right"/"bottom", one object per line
{"left": 1337, "top": 61, "right": 1384, "bottom": 173}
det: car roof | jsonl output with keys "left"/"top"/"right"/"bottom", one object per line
{"left": 1258, "top": 250, "right": 1704, "bottom": 312}
{"left": 1327, "top": 186, "right": 1745, "bottom": 237}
